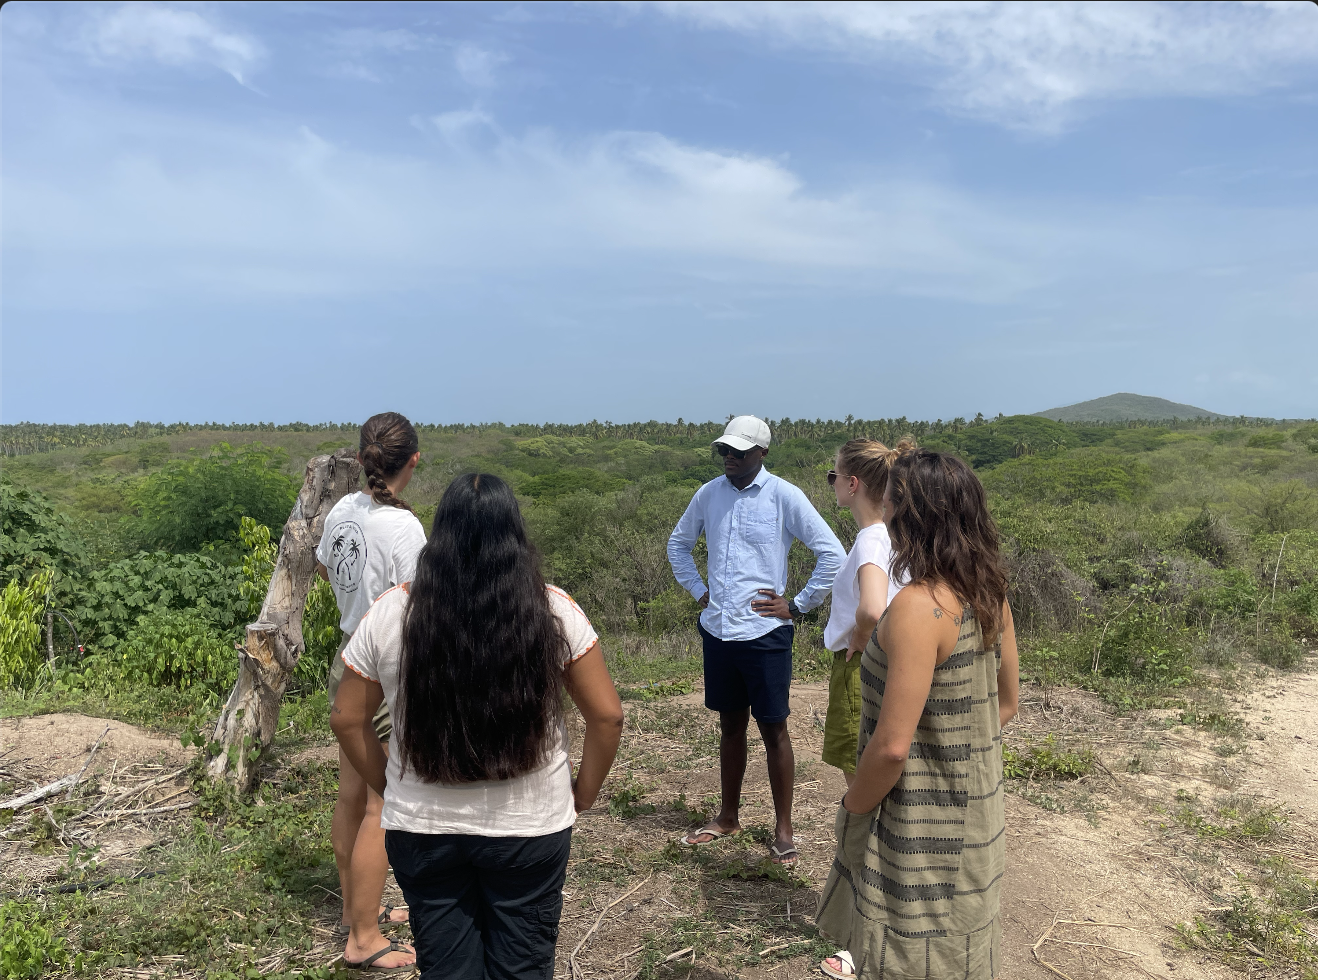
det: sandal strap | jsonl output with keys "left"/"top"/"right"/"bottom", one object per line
{"left": 376, "top": 904, "right": 394, "bottom": 925}
{"left": 357, "top": 941, "right": 407, "bottom": 969}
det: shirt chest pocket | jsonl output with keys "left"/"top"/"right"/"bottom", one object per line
{"left": 743, "top": 517, "right": 778, "bottom": 546}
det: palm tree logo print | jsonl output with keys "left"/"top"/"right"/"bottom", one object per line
{"left": 328, "top": 520, "right": 368, "bottom": 593}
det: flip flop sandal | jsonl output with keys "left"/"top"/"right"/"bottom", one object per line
{"left": 768, "top": 842, "right": 799, "bottom": 865}
{"left": 345, "top": 940, "right": 415, "bottom": 973}
{"left": 333, "top": 904, "right": 408, "bottom": 940}
{"left": 678, "top": 825, "right": 734, "bottom": 846}
{"left": 819, "top": 950, "right": 855, "bottom": 980}
{"left": 378, "top": 904, "right": 409, "bottom": 928}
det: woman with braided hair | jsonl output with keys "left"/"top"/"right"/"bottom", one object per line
{"left": 316, "top": 412, "right": 426, "bottom": 972}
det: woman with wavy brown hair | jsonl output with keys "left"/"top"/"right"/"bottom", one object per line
{"left": 816, "top": 448, "right": 1020, "bottom": 980}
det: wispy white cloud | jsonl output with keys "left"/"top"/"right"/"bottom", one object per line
{"left": 84, "top": 3, "right": 263, "bottom": 85}
{"left": 454, "top": 42, "right": 508, "bottom": 87}
{"left": 429, "top": 107, "right": 501, "bottom": 145}
{"left": 7, "top": 106, "right": 1074, "bottom": 307}
{"left": 650, "top": 1, "right": 1318, "bottom": 130}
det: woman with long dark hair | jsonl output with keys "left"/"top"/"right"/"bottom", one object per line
{"left": 316, "top": 412, "right": 426, "bottom": 972}
{"left": 331, "top": 473, "right": 624, "bottom": 980}
{"left": 816, "top": 449, "right": 1020, "bottom": 980}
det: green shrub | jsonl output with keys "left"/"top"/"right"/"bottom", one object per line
{"left": 1246, "top": 431, "right": 1286, "bottom": 450}
{"left": 0, "top": 571, "right": 50, "bottom": 690}
{"left": 1180, "top": 506, "right": 1240, "bottom": 565}
{"left": 68, "top": 551, "right": 245, "bottom": 654}
{"left": 1245, "top": 481, "right": 1318, "bottom": 534}
{"left": 0, "top": 479, "right": 87, "bottom": 583}
{"left": 1256, "top": 635, "right": 1306, "bottom": 670}
{"left": 518, "top": 469, "right": 628, "bottom": 500}
{"left": 130, "top": 443, "right": 297, "bottom": 552}
{"left": 0, "top": 899, "right": 67, "bottom": 978}
{"left": 955, "top": 415, "right": 1072, "bottom": 468}
{"left": 115, "top": 608, "right": 239, "bottom": 693}
{"left": 982, "top": 450, "right": 1151, "bottom": 505}
{"left": 1003, "top": 737, "right": 1094, "bottom": 780}
{"left": 1095, "top": 601, "right": 1193, "bottom": 685}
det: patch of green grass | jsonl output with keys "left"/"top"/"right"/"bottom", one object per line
{"left": 608, "top": 776, "right": 658, "bottom": 819}
{"left": 1171, "top": 792, "right": 1286, "bottom": 843}
{"left": 619, "top": 678, "right": 695, "bottom": 701}
{"left": 1003, "top": 736, "right": 1095, "bottom": 780}
{"left": 12, "top": 759, "right": 361, "bottom": 979}
{"left": 668, "top": 793, "right": 709, "bottom": 825}
{"left": 1180, "top": 705, "right": 1246, "bottom": 737}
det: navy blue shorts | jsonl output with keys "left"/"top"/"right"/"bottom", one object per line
{"left": 698, "top": 621, "right": 794, "bottom": 723}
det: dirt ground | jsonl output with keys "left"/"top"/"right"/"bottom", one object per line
{"left": 2, "top": 663, "right": 1315, "bottom": 980}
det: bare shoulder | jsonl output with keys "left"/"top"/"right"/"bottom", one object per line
{"left": 883, "top": 582, "right": 965, "bottom": 634}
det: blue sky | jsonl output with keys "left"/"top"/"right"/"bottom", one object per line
{"left": 3, "top": 1, "right": 1317, "bottom": 424}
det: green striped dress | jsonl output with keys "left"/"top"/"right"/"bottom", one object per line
{"left": 815, "top": 605, "right": 1005, "bottom": 979}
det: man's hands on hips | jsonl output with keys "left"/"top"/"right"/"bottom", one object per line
{"left": 699, "top": 591, "right": 710, "bottom": 609}
{"left": 752, "top": 590, "right": 795, "bottom": 620}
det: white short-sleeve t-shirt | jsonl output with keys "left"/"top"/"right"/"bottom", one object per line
{"left": 823, "top": 523, "right": 906, "bottom": 652}
{"left": 315, "top": 492, "right": 427, "bottom": 635}
{"left": 341, "top": 584, "right": 599, "bottom": 838}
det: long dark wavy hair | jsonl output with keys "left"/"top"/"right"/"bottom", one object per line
{"left": 396, "top": 474, "right": 569, "bottom": 783}
{"left": 886, "top": 449, "right": 1010, "bottom": 638}
{"left": 360, "top": 412, "right": 418, "bottom": 512}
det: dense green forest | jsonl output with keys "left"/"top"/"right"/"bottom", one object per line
{"left": 3, "top": 412, "right": 1317, "bottom": 723}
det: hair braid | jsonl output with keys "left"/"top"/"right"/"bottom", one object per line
{"left": 359, "top": 413, "right": 419, "bottom": 512}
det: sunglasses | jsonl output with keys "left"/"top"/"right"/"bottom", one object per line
{"left": 716, "top": 444, "right": 750, "bottom": 459}
{"left": 828, "top": 470, "right": 864, "bottom": 488}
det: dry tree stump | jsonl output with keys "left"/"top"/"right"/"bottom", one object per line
{"left": 207, "top": 449, "right": 360, "bottom": 790}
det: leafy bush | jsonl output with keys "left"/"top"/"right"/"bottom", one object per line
{"left": 239, "top": 517, "right": 277, "bottom": 620}
{"left": 1245, "top": 481, "right": 1318, "bottom": 534}
{"left": 1256, "top": 635, "right": 1306, "bottom": 670}
{"left": 130, "top": 443, "right": 297, "bottom": 552}
{"left": 518, "top": 469, "right": 628, "bottom": 500}
{"left": 0, "top": 899, "right": 67, "bottom": 978}
{"left": 114, "top": 608, "right": 239, "bottom": 693}
{"left": 954, "top": 415, "right": 1072, "bottom": 468}
{"left": 1246, "top": 431, "right": 1286, "bottom": 450}
{"left": 1003, "top": 737, "right": 1094, "bottom": 780}
{"left": 1180, "top": 506, "right": 1241, "bottom": 566}
{"left": 0, "top": 571, "right": 50, "bottom": 689}
{"left": 0, "top": 479, "right": 87, "bottom": 583}
{"left": 982, "top": 450, "right": 1151, "bottom": 505}
{"left": 1094, "top": 589, "right": 1193, "bottom": 685}
{"left": 68, "top": 551, "right": 245, "bottom": 654}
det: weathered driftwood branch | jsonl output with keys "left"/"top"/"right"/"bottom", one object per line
{"left": 0, "top": 724, "right": 109, "bottom": 810}
{"left": 207, "top": 449, "right": 360, "bottom": 790}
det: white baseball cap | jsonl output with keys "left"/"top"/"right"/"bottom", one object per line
{"left": 713, "top": 415, "right": 771, "bottom": 452}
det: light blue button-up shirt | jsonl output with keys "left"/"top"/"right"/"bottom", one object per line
{"left": 667, "top": 466, "right": 845, "bottom": 641}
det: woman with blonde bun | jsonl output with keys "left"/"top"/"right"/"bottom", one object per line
{"left": 817, "top": 438, "right": 910, "bottom": 980}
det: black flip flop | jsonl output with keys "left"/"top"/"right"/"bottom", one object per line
{"left": 344, "top": 940, "right": 415, "bottom": 973}
{"left": 333, "top": 905, "right": 409, "bottom": 939}
{"left": 378, "top": 903, "right": 408, "bottom": 928}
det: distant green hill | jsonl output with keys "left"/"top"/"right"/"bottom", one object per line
{"left": 1034, "top": 393, "right": 1223, "bottom": 422}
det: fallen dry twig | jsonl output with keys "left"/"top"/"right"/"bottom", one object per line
{"left": 568, "top": 877, "right": 650, "bottom": 980}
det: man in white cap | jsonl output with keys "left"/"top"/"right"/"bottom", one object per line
{"left": 667, "top": 415, "right": 844, "bottom": 865}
